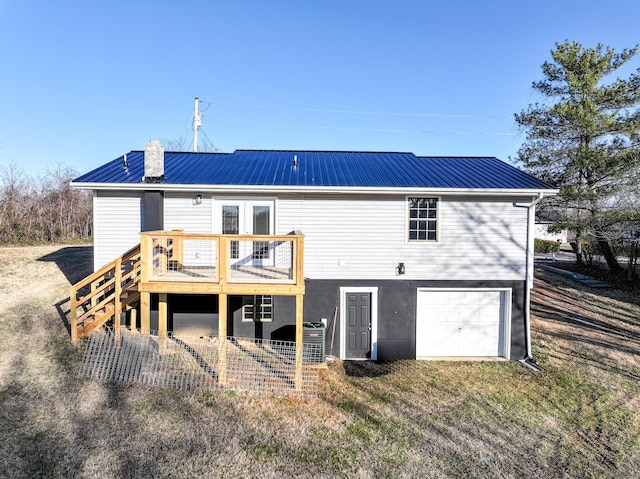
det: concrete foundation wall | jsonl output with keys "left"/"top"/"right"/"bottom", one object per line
{"left": 136, "top": 279, "right": 527, "bottom": 362}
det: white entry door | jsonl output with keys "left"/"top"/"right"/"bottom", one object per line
{"left": 416, "top": 289, "right": 511, "bottom": 358}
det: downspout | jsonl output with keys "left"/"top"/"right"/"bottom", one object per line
{"left": 514, "top": 193, "right": 544, "bottom": 371}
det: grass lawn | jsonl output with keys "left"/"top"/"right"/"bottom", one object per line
{"left": 0, "top": 245, "right": 639, "bottom": 478}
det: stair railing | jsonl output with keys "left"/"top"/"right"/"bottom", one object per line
{"left": 69, "top": 244, "right": 141, "bottom": 341}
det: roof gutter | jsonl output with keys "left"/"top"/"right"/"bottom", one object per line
{"left": 69, "top": 181, "right": 559, "bottom": 197}
{"left": 514, "top": 192, "right": 545, "bottom": 370}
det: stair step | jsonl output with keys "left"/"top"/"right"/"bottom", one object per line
{"left": 120, "top": 288, "right": 140, "bottom": 300}
{"left": 92, "top": 302, "right": 115, "bottom": 323}
{"left": 69, "top": 243, "right": 142, "bottom": 342}
{"left": 78, "top": 310, "right": 113, "bottom": 339}
{"left": 122, "top": 294, "right": 140, "bottom": 307}
{"left": 122, "top": 282, "right": 139, "bottom": 293}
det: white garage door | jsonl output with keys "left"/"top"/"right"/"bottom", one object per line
{"left": 416, "top": 289, "right": 510, "bottom": 358}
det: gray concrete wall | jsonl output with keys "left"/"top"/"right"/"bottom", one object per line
{"left": 135, "top": 279, "right": 527, "bottom": 362}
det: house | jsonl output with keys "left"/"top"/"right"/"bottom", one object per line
{"left": 535, "top": 222, "right": 568, "bottom": 244}
{"left": 70, "top": 140, "right": 557, "bottom": 365}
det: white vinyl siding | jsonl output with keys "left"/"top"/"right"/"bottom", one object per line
{"left": 277, "top": 194, "right": 528, "bottom": 281}
{"left": 93, "top": 191, "right": 144, "bottom": 271}
{"left": 92, "top": 191, "right": 529, "bottom": 281}
{"left": 164, "top": 194, "right": 214, "bottom": 268}
{"left": 164, "top": 193, "right": 213, "bottom": 233}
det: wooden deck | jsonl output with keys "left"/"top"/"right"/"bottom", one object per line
{"left": 69, "top": 230, "right": 307, "bottom": 389}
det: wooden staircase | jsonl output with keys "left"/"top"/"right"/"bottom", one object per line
{"left": 69, "top": 244, "right": 142, "bottom": 341}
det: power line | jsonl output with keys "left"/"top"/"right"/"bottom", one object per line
{"left": 198, "top": 99, "right": 212, "bottom": 114}
{"left": 199, "top": 127, "right": 220, "bottom": 152}
{"left": 225, "top": 120, "right": 517, "bottom": 137}
{"left": 215, "top": 102, "right": 511, "bottom": 119}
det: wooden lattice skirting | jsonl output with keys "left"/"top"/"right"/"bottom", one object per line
{"left": 79, "top": 328, "right": 320, "bottom": 398}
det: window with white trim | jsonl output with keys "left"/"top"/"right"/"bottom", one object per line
{"left": 241, "top": 295, "right": 273, "bottom": 322}
{"left": 408, "top": 197, "right": 438, "bottom": 241}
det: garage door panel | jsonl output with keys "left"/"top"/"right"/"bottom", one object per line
{"left": 426, "top": 291, "right": 452, "bottom": 304}
{"left": 432, "top": 306, "right": 453, "bottom": 320}
{"left": 416, "top": 289, "right": 509, "bottom": 358}
{"left": 421, "top": 330, "right": 460, "bottom": 356}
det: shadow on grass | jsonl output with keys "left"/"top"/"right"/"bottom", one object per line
{"left": 38, "top": 246, "right": 93, "bottom": 338}
{"left": 534, "top": 294, "right": 640, "bottom": 342}
{"left": 54, "top": 297, "right": 72, "bottom": 336}
{"left": 531, "top": 272, "right": 640, "bottom": 384}
{"left": 1, "top": 299, "right": 210, "bottom": 478}
{"left": 324, "top": 361, "right": 557, "bottom": 478}
{"left": 532, "top": 279, "right": 640, "bottom": 345}
{"left": 37, "top": 245, "right": 93, "bottom": 285}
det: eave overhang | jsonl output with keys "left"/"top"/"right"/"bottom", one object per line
{"left": 70, "top": 181, "right": 559, "bottom": 197}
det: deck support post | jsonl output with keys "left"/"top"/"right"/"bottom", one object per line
{"left": 158, "top": 293, "right": 167, "bottom": 338}
{"left": 158, "top": 293, "right": 168, "bottom": 354}
{"left": 130, "top": 308, "right": 137, "bottom": 332}
{"left": 141, "top": 292, "right": 151, "bottom": 335}
{"left": 295, "top": 293, "right": 304, "bottom": 390}
{"left": 218, "top": 293, "right": 228, "bottom": 385}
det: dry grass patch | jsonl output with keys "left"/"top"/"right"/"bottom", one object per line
{"left": 0, "top": 246, "right": 639, "bottom": 478}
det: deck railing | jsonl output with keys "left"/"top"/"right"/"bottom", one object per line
{"left": 69, "top": 231, "right": 304, "bottom": 342}
{"left": 140, "top": 230, "right": 304, "bottom": 286}
{"left": 69, "top": 244, "right": 142, "bottom": 341}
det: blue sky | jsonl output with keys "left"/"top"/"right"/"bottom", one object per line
{"left": 1, "top": 0, "right": 639, "bottom": 176}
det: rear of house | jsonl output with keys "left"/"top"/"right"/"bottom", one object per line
{"left": 72, "top": 141, "right": 557, "bottom": 362}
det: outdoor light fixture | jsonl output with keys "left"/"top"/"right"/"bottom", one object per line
{"left": 397, "top": 262, "right": 405, "bottom": 275}
{"left": 193, "top": 194, "right": 203, "bottom": 205}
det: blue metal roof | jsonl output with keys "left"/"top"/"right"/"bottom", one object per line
{"left": 73, "top": 150, "right": 554, "bottom": 190}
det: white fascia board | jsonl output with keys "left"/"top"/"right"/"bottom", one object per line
{"left": 70, "top": 182, "right": 559, "bottom": 197}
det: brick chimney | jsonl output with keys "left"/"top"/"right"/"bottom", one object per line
{"left": 144, "top": 139, "right": 164, "bottom": 183}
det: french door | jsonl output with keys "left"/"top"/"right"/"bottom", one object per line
{"left": 217, "top": 200, "right": 274, "bottom": 266}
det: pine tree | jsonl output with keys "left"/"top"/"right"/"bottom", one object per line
{"left": 516, "top": 41, "right": 640, "bottom": 273}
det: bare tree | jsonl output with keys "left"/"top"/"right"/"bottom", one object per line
{"left": 161, "top": 129, "right": 220, "bottom": 153}
{"left": 0, "top": 162, "right": 92, "bottom": 245}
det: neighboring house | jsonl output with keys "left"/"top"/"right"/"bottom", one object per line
{"left": 535, "top": 222, "right": 568, "bottom": 243}
{"left": 70, "top": 140, "right": 557, "bottom": 363}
